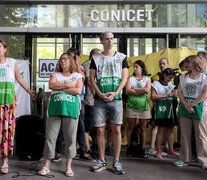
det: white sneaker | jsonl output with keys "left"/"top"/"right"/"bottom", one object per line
{"left": 202, "top": 162, "right": 207, "bottom": 170}
{"left": 174, "top": 160, "right": 188, "bottom": 167}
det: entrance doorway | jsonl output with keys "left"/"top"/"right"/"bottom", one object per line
{"left": 32, "top": 36, "right": 70, "bottom": 92}
{"left": 32, "top": 34, "right": 167, "bottom": 92}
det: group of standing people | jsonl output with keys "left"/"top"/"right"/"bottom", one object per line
{"left": 0, "top": 31, "right": 207, "bottom": 177}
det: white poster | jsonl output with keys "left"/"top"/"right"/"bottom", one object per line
{"left": 15, "top": 59, "right": 31, "bottom": 117}
{"left": 39, "top": 59, "right": 58, "bottom": 78}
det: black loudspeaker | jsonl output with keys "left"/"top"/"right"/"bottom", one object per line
{"left": 16, "top": 115, "right": 45, "bottom": 160}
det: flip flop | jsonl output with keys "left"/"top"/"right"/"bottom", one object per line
{"left": 1, "top": 166, "right": 9, "bottom": 174}
{"left": 66, "top": 168, "right": 74, "bottom": 177}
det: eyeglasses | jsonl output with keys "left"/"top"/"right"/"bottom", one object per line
{"left": 59, "top": 58, "right": 69, "bottom": 63}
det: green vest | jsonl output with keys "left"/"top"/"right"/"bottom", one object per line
{"left": 178, "top": 97, "right": 203, "bottom": 121}
{"left": 97, "top": 76, "right": 121, "bottom": 99}
{"left": 48, "top": 92, "right": 79, "bottom": 119}
{"left": 127, "top": 94, "right": 149, "bottom": 111}
{"left": 0, "top": 82, "right": 15, "bottom": 104}
{"left": 154, "top": 99, "right": 173, "bottom": 119}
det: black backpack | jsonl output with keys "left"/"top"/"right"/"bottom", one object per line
{"left": 126, "top": 125, "right": 142, "bottom": 157}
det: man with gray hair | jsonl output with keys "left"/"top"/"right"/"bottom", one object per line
{"left": 90, "top": 31, "right": 128, "bottom": 175}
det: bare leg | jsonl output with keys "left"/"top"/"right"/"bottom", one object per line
{"left": 96, "top": 126, "right": 106, "bottom": 160}
{"left": 127, "top": 118, "right": 138, "bottom": 146}
{"left": 43, "top": 158, "right": 51, "bottom": 170}
{"left": 111, "top": 123, "right": 122, "bottom": 161}
{"left": 139, "top": 119, "right": 148, "bottom": 149}
{"left": 156, "top": 127, "right": 164, "bottom": 153}
{"left": 66, "top": 158, "right": 72, "bottom": 169}
{"left": 166, "top": 127, "right": 174, "bottom": 152}
{"left": 150, "top": 126, "right": 158, "bottom": 149}
{"left": 1, "top": 157, "right": 8, "bottom": 168}
{"left": 1, "top": 156, "right": 9, "bottom": 173}
{"left": 85, "top": 132, "right": 90, "bottom": 152}
{"left": 106, "top": 119, "right": 113, "bottom": 147}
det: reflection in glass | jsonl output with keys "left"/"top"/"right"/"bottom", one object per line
{"left": 127, "top": 38, "right": 166, "bottom": 56}
{"left": 0, "top": 35, "right": 25, "bottom": 59}
{"left": 180, "top": 35, "right": 207, "bottom": 51}
{"left": 1, "top": 3, "right": 206, "bottom": 28}
{"left": 32, "top": 38, "right": 70, "bottom": 92}
{"left": 82, "top": 38, "right": 117, "bottom": 55}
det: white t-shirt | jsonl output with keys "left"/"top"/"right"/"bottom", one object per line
{"left": 129, "top": 75, "right": 150, "bottom": 89}
{"left": 179, "top": 73, "right": 207, "bottom": 99}
{"left": 51, "top": 72, "right": 83, "bottom": 94}
{"left": 82, "top": 60, "right": 94, "bottom": 106}
{"left": 152, "top": 80, "right": 175, "bottom": 98}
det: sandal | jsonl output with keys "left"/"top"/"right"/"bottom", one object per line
{"left": 38, "top": 166, "right": 50, "bottom": 176}
{"left": 1, "top": 167, "right": 9, "bottom": 174}
{"left": 66, "top": 168, "right": 74, "bottom": 177}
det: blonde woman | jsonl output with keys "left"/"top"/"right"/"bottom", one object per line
{"left": 175, "top": 55, "right": 207, "bottom": 169}
{"left": 38, "top": 53, "right": 83, "bottom": 176}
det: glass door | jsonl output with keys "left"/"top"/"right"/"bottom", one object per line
{"left": 32, "top": 36, "right": 70, "bottom": 92}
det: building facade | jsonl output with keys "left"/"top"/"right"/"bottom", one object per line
{"left": 0, "top": 0, "right": 207, "bottom": 90}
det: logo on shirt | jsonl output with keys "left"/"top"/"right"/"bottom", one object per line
{"left": 136, "top": 81, "right": 142, "bottom": 88}
{"left": 163, "top": 88, "right": 169, "bottom": 95}
{"left": 0, "top": 68, "right": 7, "bottom": 78}
{"left": 185, "top": 83, "right": 197, "bottom": 96}
{"left": 103, "top": 62, "right": 117, "bottom": 76}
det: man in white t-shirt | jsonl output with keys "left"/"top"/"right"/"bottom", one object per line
{"left": 90, "top": 31, "right": 128, "bottom": 175}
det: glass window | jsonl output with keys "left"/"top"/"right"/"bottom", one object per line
{"left": 32, "top": 37, "right": 70, "bottom": 92}
{"left": 0, "top": 5, "right": 29, "bottom": 27}
{"left": 82, "top": 37, "right": 118, "bottom": 55}
{"left": 1, "top": 3, "right": 207, "bottom": 28}
{"left": 127, "top": 37, "right": 166, "bottom": 56}
{"left": 180, "top": 35, "right": 207, "bottom": 51}
{"left": 0, "top": 35, "right": 25, "bottom": 59}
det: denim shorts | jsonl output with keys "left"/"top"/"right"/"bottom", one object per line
{"left": 93, "top": 99, "right": 123, "bottom": 127}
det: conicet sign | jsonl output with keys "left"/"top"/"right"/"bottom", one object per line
{"left": 90, "top": 9, "right": 154, "bottom": 22}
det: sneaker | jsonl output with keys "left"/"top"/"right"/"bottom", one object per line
{"left": 80, "top": 154, "right": 95, "bottom": 162}
{"left": 51, "top": 154, "right": 62, "bottom": 162}
{"left": 92, "top": 159, "right": 107, "bottom": 172}
{"left": 167, "top": 151, "right": 180, "bottom": 158}
{"left": 174, "top": 160, "right": 188, "bottom": 167}
{"left": 139, "top": 149, "right": 148, "bottom": 158}
{"left": 146, "top": 147, "right": 155, "bottom": 154}
{"left": 202, "top": 162, "right": 207, "bottom": 170}
{"left": 105, "top": 146, "right": 114, "bottom": 156}
{"left": 112, "top": 160, "right": 124, "bottom": 175}
{"left": 155, "top": 151, "right": 163, "bottom": 159}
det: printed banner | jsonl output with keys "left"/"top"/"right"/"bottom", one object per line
{"left": 15, "top": 59, "right": 31, "bottom": 117}
{"left": 39, "top": 59, "right": 58, "bottom": 78}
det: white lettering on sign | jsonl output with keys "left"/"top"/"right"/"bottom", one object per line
{"left": 91, "top": 9, "right": 154, "bottom": 22}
